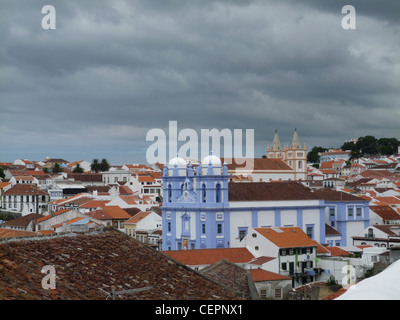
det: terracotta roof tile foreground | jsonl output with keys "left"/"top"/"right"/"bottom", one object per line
{"left": 200, "top": 259, "right": 255, "bottom": 300}
{"left": 0, "top": 230, "right": 241, "bottom": 300}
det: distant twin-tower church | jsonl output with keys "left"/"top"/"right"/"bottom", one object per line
{"left": 267, "top": 128, "right": 307, "bottom": 181}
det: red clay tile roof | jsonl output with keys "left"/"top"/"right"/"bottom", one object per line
{"left": 0, "top": 182, "right": 12, "bottom": 189}
{"left": 254, "top": 227, "right": 319, "bottom": 249}
{"left": 9, "top": 170, "right": 47, "bottom": 176}
{"left": 1, "top": 213, "right": 43, "bottom": 227}
{"left": 373, "top": 224, "right": 400, "bottom": 236}
{"left": 86, "top": 206, "right": 131, "bottom": 220}
{"left": 122, "top": 207, "right": 142, "bottom": 217}
{"left": 248, "top": 256, "right": 276, "bottom": 265}
{"left": 79, "top": 199, "right": 109, "bottom": 208}
{"left": 374, "top": 197, "right": 400, "bottom": 205}
{"left": 370, "top": 205, "right": 400, "bottom": 221}
{"left": 250, "top": 268, "right": 292, "bottom": 282}
{"left": 325, "top": 224, "right": 341, "bottom": 236}
{"left": 164, "top": 248, "right": 255, "bottom": 266}
{"left": 0, "top": 229, "right": 39, "bottom": 239}
{"left": 119, "top": 186, "right": 134, "bottom": 195}
{"left": 125, "top": 211, "right": 152, "bottom": 224}
{"left": 222, "top": 158, "right": 292, "bottom": 171}
{"left": 359, "top": 170, "right": 400, "bottom": 180}
{"left": 326, "top": 246, "right": 350, "bottom": 257}
{"left": 14, "top": 176, "right": 35, "bottom": 180}
{"left": 3, "top": 184, "right": 48, "bottom": 196}
{"left": 0, "top": 230, "right": 240, "bottom": 300}
{"left": 138, "top": 175, "right": 156, "bottom": 182}
{"left": 313, "top": 189, "right": 366, "bottom": 202}
{"left": 319, "top": 161, "right": 335, "bottom": 169}
{"left": 319, "top": 169, "right": 338, "bottom": 174}
{"left": 37, "top": 230, "right": 56, "bottom": 235}
{"left": 228, "top": 181, "right": 318, "bottom": 201}
{"left": 36, "top": 209, "right": 71, "bottom": 223}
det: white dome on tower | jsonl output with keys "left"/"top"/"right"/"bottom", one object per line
{"left": 168, "top": 155, "right": 187, "bottom": 176}
{"left": 201, "top": 153, "right": 222, "bottom": 175}
{"left": 201, "top": 154, "right": 222, "bottom": 167}
{"left": 168, "top": 156, "right": 187, "bottom": 168}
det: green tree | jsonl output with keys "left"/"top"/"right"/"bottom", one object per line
{"left": 99, "top": 158, "right": 110, "bottom": 172}
{"left": 0, "top": 167, "right": 5, "bottom": 179}
{"left": 52, "top": 163, "right": 63, "bottom": 174}
{"left": 377, "top": 137, "right": 399, "bottom": 155}
{"left": 307, "top": 146, "right": 328, "bottom": 163}
{"left": 91, "top": 159, "right": 100, "bottom": 173}
{"left": 73, "top": 163, "right": 84, "bottom": 173}
{"left": 340, "top": 141, "right": 358, "bottom": 152}
{"left": 350, "top": 149, "right": 362, "bottom": 160}
{"left": 356, "top": 136, "right": 378, "bottom": 155}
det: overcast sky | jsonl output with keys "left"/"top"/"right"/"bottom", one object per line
{"left": 0, "top": 0, "right": 399, "bottom": 165}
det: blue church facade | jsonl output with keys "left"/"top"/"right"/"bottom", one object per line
{"left": 161, "top": 154, "right": 370, "bottom": 251}
{"left": 162, "top": 154, "right": 231, "bottom": 250}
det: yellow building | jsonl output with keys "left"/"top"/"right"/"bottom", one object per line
{"left": 267, "top": 129, "right": 307, "bottom": 181}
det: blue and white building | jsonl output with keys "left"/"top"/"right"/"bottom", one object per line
{"left": 161, "top": 154, "right": 370, "bottom": 251}
{"left": 313, "top": 189, "right": 370, "bottom": 247}
{"left": 318, "top": 149, "right": 351, "bottom": 163}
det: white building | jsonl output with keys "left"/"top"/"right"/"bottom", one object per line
{"left": 2, "top": 184, "right": 49, "bottom": 216}
{"left": 353, "top": 225, "right": 400, "bottom": 248}
{"left": 124, "top": 210, "right": 162, "bottom": 247}
{"left": 240, "top": 226, "right": 320, "bottom": 287}
{"left": 102, "top": 170, "right": 132, "bottom": 185}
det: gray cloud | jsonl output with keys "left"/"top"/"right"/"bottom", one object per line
{"left": 0, "top": 0, "right": 399, "bottom": 164}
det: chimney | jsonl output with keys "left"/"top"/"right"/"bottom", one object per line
{"left": 93, "top": 190, "right": 98, "bottom": 197}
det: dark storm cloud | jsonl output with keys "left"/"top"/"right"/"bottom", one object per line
{"left": 280, "top": 0, "right": 400, "bottom": 26}
{"left": 0, "top": 0, "right": 399, "bottom": 163}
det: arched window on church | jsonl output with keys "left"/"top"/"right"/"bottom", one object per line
{"left": 216, "top": 183, "right": 222, "bottom": 203}
{"left": 298, "top": 160, "right": 302, "bottom": 170}
{"left": 168, "top": 184, "right": 172, "bottom": 202}
{"left": 202, "top": 183, "right": 206, "bottom": 203}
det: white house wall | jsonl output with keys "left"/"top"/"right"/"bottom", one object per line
{"left": 257, "top": 211, "right": 275, "bottom": 228}
{"left": 136, "top": 212, "right": 162, "bottom": 230}
{"left": 241, "top": 229, "right": 279, "bottom": 258}
{"left": 229, "top": 210, "right": 252, "bottom": 248}
{"left": 281, "top": 210, "right": 297, "bottom": 227}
